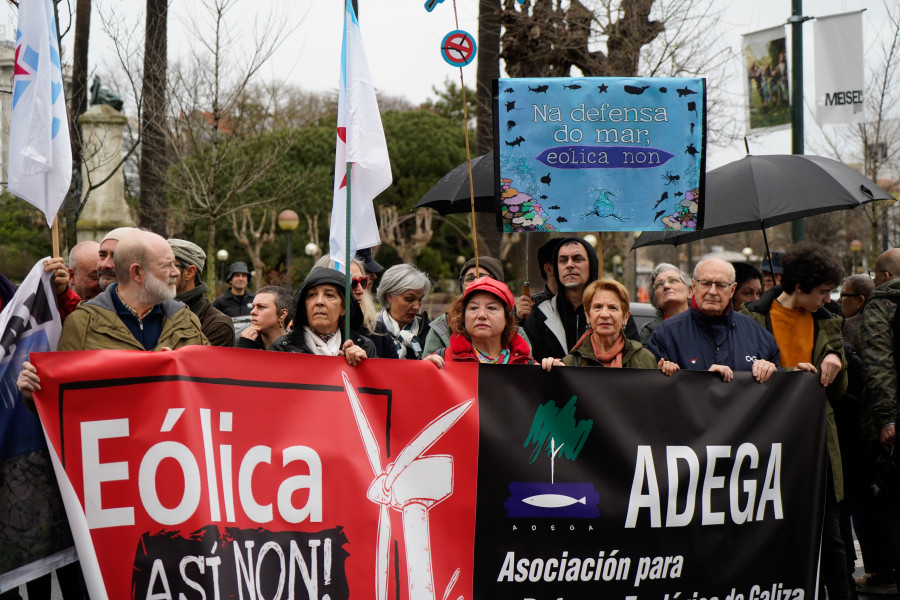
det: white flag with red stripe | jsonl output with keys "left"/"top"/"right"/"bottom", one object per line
{"left": 329, "top": 0, "right": 392, "bottom": 270}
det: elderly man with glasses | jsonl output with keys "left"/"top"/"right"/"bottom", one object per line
{"left": 646, "top": 257, "right": 780, "bottom": 383}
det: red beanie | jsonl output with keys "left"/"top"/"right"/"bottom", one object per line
{"left": 461, "top": 277, "right": 515, "bottom": 310}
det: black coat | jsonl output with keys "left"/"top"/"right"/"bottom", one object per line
{"left": 269, "top": 267, "right": 377, "bottom": 358}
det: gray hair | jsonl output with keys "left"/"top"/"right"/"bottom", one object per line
{"left": 692, "top": 258, "right": 736, "bottom": 284}
{"left": 68, "top": 240, "right": 99, "bottom": 272}
{"left": 376, "top": 264, "right": 431, "bottom": 306}
{"left": 843, "top": 274, "right": 874, "bottom": 299}
{"left": 648, "top": 263, "right": 691, "bottom": 309}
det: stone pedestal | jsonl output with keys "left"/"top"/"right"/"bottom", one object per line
{"left": 76, "top": 104, "right": 135, "bottom": 242}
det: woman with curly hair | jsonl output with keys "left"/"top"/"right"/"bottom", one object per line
{"left": 424, "top": 277, "right": 538, "bottom": 367}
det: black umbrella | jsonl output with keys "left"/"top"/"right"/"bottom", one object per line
{"left": 633, "top": 154, "right": 893, "bottom": 263}
{"left": 414, "top": 152, "right": 497, "bottom": 215}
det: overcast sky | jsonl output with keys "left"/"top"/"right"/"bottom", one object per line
{"left": 37, "top": 0, "right": 898, "bottom": 169}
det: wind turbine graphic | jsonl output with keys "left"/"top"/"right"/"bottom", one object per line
{"left": 342, "top": 372, "right": 474, "bottom": 600}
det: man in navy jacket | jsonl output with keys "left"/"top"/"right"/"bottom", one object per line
{"left": 647, "top": 258, "right": 779, "bottom": 383}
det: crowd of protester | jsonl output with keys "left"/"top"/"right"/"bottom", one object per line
{"left": 8, "top": 228, "right": 900, "bottom": 599}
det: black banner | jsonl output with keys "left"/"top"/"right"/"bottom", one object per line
{"left": 475, "top": 367, "right": 824, "bottom": 599}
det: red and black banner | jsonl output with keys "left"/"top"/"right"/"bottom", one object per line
{"left": 31, "top": 347, "right": 825, "bottom": 599}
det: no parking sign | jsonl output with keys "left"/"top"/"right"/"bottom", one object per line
{"left": 441, "top": 30, "right": 477, "bottom": 67}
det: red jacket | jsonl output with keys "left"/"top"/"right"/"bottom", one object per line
{"left": 445, "top": 332, "right": 535, "bottom": 364}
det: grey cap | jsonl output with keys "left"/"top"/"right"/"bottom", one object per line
{"left": 168, "top": 238, "right": 206, "bottom": 272}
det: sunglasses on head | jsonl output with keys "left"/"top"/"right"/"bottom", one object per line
{"left": 351, "top": 277, "right": 369, "bottom": 290}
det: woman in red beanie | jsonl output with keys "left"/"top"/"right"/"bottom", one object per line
{"left": 424, "top": 277, "right": 547, "bottom": 367}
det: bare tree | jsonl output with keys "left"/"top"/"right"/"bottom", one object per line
{"left": 165, "top": 0, "right": 300, "bottom": 294}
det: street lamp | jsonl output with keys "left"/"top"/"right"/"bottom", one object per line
{"left": 611, "top": 254, "right": 622, "bottom": 279}
{"left": 849, "top": 239, "right": 862, "bottom": 274}
{"left": 278, "top": 209, "right": 301, "bottom": 275}
{"left": 216, "top": 249, "right": 229, "bottom": 282}
{"left": 305, "top": 242, "right": 321, "bottom": 259}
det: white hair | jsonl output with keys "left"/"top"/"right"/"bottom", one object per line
{"left": 376, "top": 264, "right": 431, "bottom": 306}
{"left": 692, "top": 258, "right": 736, "bottom": 284}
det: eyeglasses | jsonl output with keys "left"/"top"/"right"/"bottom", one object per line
{"left": 463, "top": 273, "right": 493, "bottom": 284}
{"left": 694, "top": 279, "right": 733, "bottom": 292}
{"left": 839, "top": 293, "right": 860, "bottom": 300}
{"left": 652, "top": 276, "right": 683, "bottom": 291}
{"left": 175, "top": 262, "right": 189, "bottom": 271}
{"left": 351, "top": 277, "right": 369, "bottom": 290}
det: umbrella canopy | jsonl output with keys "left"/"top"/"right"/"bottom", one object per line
{"left": 633, "top": 154, "right": 893, "bottom": 248}
{"left": 414, "top": 152, "right": 497, "bottom": 215}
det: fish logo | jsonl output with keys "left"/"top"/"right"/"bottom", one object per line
{"left": 523, "top": 494, "right": 587, "bottom": 508}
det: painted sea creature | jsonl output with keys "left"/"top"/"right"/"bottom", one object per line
{"left": 580, "top": 189, "right": 629, "bottom": 222}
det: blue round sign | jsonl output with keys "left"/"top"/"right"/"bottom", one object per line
{"left": 440, "top": 30, "right": 477, "bottom": 67}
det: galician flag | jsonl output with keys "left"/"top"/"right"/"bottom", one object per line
{"left": 9, "top": 0, "right": 72, "bottom": 227}
{"left": 329, "top": 0, "right": 392, "bottom": 270}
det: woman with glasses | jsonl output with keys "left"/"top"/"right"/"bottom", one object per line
{"left": 640, "top": 263, "right": 691, "bottom": 343}
{"left": 314, "top": 256, "right": 398, "bottom": 358}
{"left": 376, "top": 264, "right": 431, "bottom": 360}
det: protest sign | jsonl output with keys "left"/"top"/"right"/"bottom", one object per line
{"left": 0, "top": 260, "right": 73, "bottom": 589}
{"left": 492, "top": 77, "right": 706, "bottom": 233}
{"left": 32, "top": 348, "right": 823, "bottom": 599}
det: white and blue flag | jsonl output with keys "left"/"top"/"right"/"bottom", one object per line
{"left": 8, "top": 0, "right": 72, "bottom": 227}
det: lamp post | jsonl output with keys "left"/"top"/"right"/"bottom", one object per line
{"left": 278, "top": 209, "right": 300, "bottom": 276}
{"left": 305, "top": 242, "right": 321, "bottom": 261}
{"left": 611, "top": 254, "right": 622, "bottom": 280}
{"left": 742, "top": 247, "right": 753, "bottom": 262}
{"left": 849, "top": 239, "right": 862, "bottom": 274}
{"left": 216, "top": 249, "right": 229, "bottom": 282}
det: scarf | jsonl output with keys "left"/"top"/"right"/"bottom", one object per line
{"left": 474, "top": 346, "right": 511, "bottom": 364}
{"left": 591, "top": 332, "right": 626, "bottom": 368}
{"left": 380, "top": 308, "right": 422, "bottom": 359}
{"left": 303, "top": 326, "right": 342, "bottom": 356}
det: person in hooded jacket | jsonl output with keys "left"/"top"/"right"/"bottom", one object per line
{"left": 269, "top": 267, "right": 375, "bottom": 364}
{"left": 424, "top": 278, "right": 538, "bottom": 366}
{"left": 522, "top": 237, "right": 600, "bottom": 361}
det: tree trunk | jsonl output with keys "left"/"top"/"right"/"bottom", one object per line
{"left": 206, "top": 218, "right": 218, "bottom": 300}
{"left": 476, "top": 0, "right": 502, "bottom": 260}
{"left": 65, "top": 0, "right": 91, "bottom": 250}
{"left": 139, "top": 0, "right": 168, "bottom": 234}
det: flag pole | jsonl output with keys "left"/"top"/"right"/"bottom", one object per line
{"left": 343, "top": 0, "right": 353, "bottom": 344}
{"left": 452, "top": 1, "right": 479, "bottom": 276}
{"left": 51, "top": 215, "right": 59, "bottom": 257}
{"left": 345, "top": 161, "right": 352, "bottom": 343}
